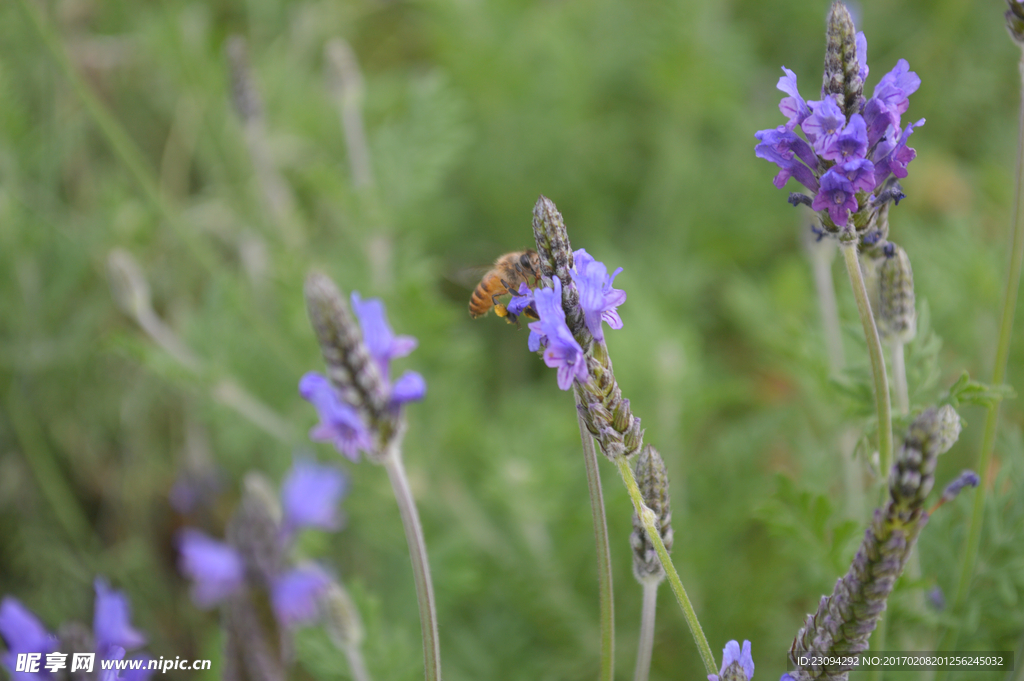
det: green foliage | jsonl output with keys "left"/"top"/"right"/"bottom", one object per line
{"left": 0, "top": 0, "right": 1022, "bottom": 680}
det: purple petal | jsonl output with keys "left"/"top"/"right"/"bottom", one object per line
{"left": 390, "top": 335, "right": 418, "bottom": 359}
{"left": 812, "top": 169, "right": 859, "bottom": 227}
{"left": 270, "top": 564, "right": 332, "bottom": 627}
{"left": 0, "top": 598, "right": 54, "bottom": 655}
{"left": 776, "top": 67, "right": 810, "bottom": 128}
{"left": 98, "top": 646, "right": 125, "bottom": 681}
{"left": 176, "top": 529, "right": 245, "bottom": 608}
{"left": 299, "top": 372, "right": 372, "bottom": 462}
{"left": 281, "top": 458, "right": 347, "bottom": 533}
{"left": 803, "top": 98, "right": 845, "bottom": 154}
{"left": 93, "top": 579, "right": 146, "bottom": 653}
{"left": 856, "top": 32, "right": 868, "bottom": 81}
{"left": 837, "top": 158, "right": 876, "bottom": 194}
{"left": 391, "top": 371, "right": 427, "bottom": 404}
{"left": 350, "top": 293, "right": 394, "bottom": 366}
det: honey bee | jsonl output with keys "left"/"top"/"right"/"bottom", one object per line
{"left": 468, "top": 249, "right": 542, "bottom": 320}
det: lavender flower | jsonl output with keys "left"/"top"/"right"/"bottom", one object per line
{"left": 177, "top": 459, "right": 345, "bottom": 629}
{"left": 708, "top": 640, "right": 754, "bottom": 681}
{"left": 303, "top": 277, "right": 426, "bottom": 461}
{"left": 1, "top": 582, "right": 151, "bottom": 681}
{"left": 177, "top": 529, "right": 246, "bottom": 607}
{"left": 939, "top": 470, "right": 980, "bottom": 504}
{"left": 756, "top": 3, "right": 923, "bottom": 242}
{"left": 281, "top": 458, "right": 347, "bottom": 534}
{"left": 0, "top": 598, "right": 56, "bottom": 681}
{"left": 527, "top": 278, "right": 589, "bottom": 390}
{"left": 570, "top": 249, "right": 626, "bottom": 342}
{"left": 350, "top": 292, "right": 417, "bottom": 381}
{"left": 300, "top": 372, "right": 374, "bottom": 461}
{"left": 505, "top": 282, "right": 535, "bottom": 318}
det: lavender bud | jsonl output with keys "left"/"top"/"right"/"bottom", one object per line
{"left": 226, "top": 36, "right": 263, "bottom": 124}
{"left": 612, "top": 398, "right": 631, "bottom": 432}
{"left": 877, "top": 244, "right": 916, "bottom": 343}
{"left": 321, "top": 580, "right": 365, "bottom": 649}
{"left": 823, "top": 1, "right": 864, "bottom": 117}
{"left": 630, "top": 446, "right": 673, "bottom": 583}
{"left": 1007, "top": 1, "right": 1024, "bottom": 46}
{"left": 304, "top": 273, "right": 389, "bottom": 419}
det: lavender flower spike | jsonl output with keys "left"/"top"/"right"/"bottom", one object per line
{"left": 571, "top": 248, "right": 626, "bottom": 342}
{"left": 708, "top": 640, "right": 754, "bottom": 681}
{"left": 788, "top": 406, "right": 961, "bottom": 681}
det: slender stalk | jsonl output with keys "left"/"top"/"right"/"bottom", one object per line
{"left": 890, "top": 341, "right": 909, "bottom": 416}
{"left": 940, "top": 48, "right": 1024, "bottom": 659}
{"left": 840, "top": 241, "right": 894, "bottom": 476}
{"left": 575, "top": 391, "right": 615, "bottom": 681}
{"left": 382, "top": 443, "right": 441, "bottom": 681}
{"left": 633, "top": 579, "right": 659, "bottom": 681}
{"left": 342, "top": 643, "right": 374, "bottom": 681}
{"left": 615, "top": 458, "right": 716, "bottom": 676}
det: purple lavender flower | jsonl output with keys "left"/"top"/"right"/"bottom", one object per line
{"left": 0, "top": 598, "right": 56, "bottom": 681}
{"left": 708, "top": 640, "right": 754, "bottom": 681}
{"left": 270, "top": 564, "right": 332, "bottom": 627}
{"left": 811, "top": 169, "right": 859, "bottom": 226}
{"left": 1, "top": 584, "right": 151, "bottom": 681}
{"left": 873, "top": 118, "right": 925, "bottom": 186}
{"left": 777, "top": 67, "right": 810, "bottom": 130}
{"left": 177, "top": 529, "right": 246, "bottom": 607}
{"left": 836, "top": 158, "right": 876, "bottom": 194}
{"left": 856, "top": 32, "right": 868, "bottom": 81}
{"left": 939, "top": 470, "right": 980, "bottom": 504}
{"left": 756, "top": 17, "right": 923, "bottom": 240}
{"left": 299, "top": 372, "right": 373, "bottom": 461}
{"left": 570, "top": 249, "right": 626, "bottom": 342}
{"left": 281, "top": 458, "right": 347, "bottom": 535}
{"left": 93, "top": 579, "right": 146, "bottom": 657}
{"left": 803, "top": 97, "right": 846, "bottom": 155}
{"left": 505, "top": 282, "right": 535, "bottom": 318}
{"left": 350, "top": 293, "right": 417, "bottom": 381}
{"left": 823, "top": 113, "right": 867, "bottom": 162}
{"left": 527, "top": 278, "right": 589, "bottom": 390}
{"left": 754, "top": 128, "right": 819, "bottom": 192}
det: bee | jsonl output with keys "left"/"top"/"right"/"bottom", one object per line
{"left": 468, "top": 249, "right": 542, "bottom": 321}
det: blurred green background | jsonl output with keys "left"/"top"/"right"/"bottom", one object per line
{"left": 1, "top": 0, "right": 1022, "bottom": 679}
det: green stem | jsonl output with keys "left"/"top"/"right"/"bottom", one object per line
{"left": 940, "top": 47, "right": 1024, "bottom": 660}
{"left": 615, "top": 458, "right": 716, "bottom": 676}
{"left": 382, "top": 442, "right": 442, "bottom": 681}
{"left": 633, "top": 579, "right": 659, "bottom": 681}
{"left": 342, "top": 643, "right": 374, "bottom": 681}
{"left": 841, "top": 242, "right": 893, "bottom": 476}
{"left": 575, "top": 391, "right": 615, "bottom": 681}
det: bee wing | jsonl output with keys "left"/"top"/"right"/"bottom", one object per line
{"left": 446, "top": 265, "right": 493, "bottom": 290}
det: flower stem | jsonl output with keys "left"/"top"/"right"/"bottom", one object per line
{"left": 633, "top": 579, "right": 659, "bottom": 681}
{"left": 342, "top": 643, "right": 374, "bottom": 681}
{"left": 940, "top": 47, "right": 1024, "bottom": 659}
{"left": 383, "top": 443, "right": 442, "bottom": 681}
{"left": 614, "top": 457, "right": 716, "bottom": 676}
{"left": 575, "top": 391, "right": 615, "bottom": 681}
{"left": 840, "top": 241, "right": 893, "bottom": 476}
